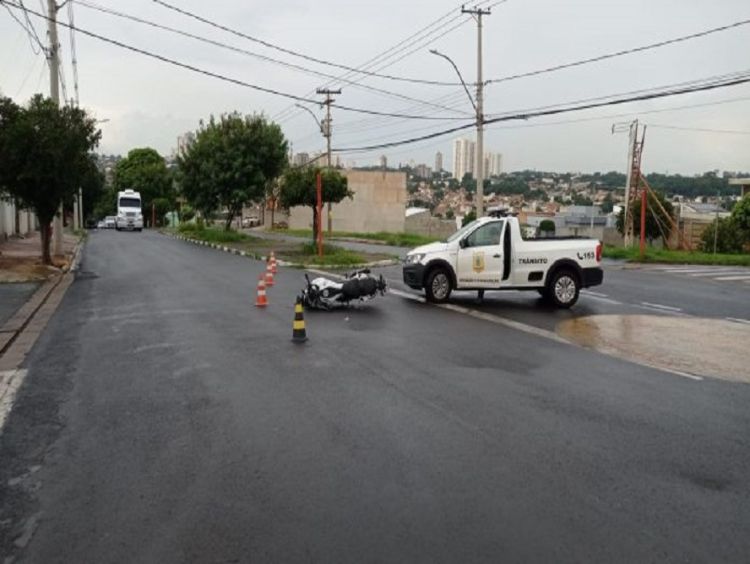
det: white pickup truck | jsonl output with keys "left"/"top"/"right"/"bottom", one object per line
{"left": 403, "top": 215, "right": 603, "bottom": 308}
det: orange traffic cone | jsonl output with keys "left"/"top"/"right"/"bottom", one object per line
{"left": 270, "top": 257, "right": 277, "bottom": 274}
{"left": 255, "top": 275, "right": 268, "bottom": 307}
{"left": 265, "top": 262, "right": 275, "bottom": 286}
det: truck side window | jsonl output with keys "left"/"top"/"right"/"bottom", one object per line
{"left": 464, "top": 221, "right": 504, "bottom": 248}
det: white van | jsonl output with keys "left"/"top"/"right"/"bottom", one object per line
{"left": 116, "top": 190, "right": 143, "bottom": 231}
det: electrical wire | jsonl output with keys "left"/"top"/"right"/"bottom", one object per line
{"left": 151, "top": 0, "right": 465, "bottom": 87}
{"left": 74, "top": 0, "right": 473, "bottom": 116}
{"left": 2, "top": 0, "right": 43, "bottom": 53}
{"left": 3, "top": 1, "right": 473, "bottom": 121}
{"left": 332, "top": 72, "right": 750, "bottom": 152}
{"left": 273, "top": 0, "right": 496, "bottom": 124}
{"left": 485, "top": 17, "right": 750, "bottom": 85}
{"left": 647, "top": 124, "right": 750, "bottom": 135}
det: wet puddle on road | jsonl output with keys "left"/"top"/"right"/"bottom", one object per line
{"left": 557, "top": 315, "right": 750, "bottom": 383}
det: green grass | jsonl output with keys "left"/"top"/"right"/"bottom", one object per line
{"left": 285, "top": 243, "right": 370, "bottom": 266}
{"left": 603, "top": 245, "right": 750, "bottom": 266}
{"left": 270, "top": 228, "right": 440, "bottom": 247}
{"left": 176, "top": 223, "right": 251, "bottom": 243}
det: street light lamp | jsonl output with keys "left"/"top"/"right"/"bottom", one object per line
{"left": 294, "top": 104, "right": 324, "bottom": 136}
{"left": 430, "top": 44, "right": 486, "bottom": 218}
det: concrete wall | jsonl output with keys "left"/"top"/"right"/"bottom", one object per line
{"left": 405, "top": 211, "right": 457, "bottom": 239}
{"left": 0, "top": 199, "right": 36, "bottom": 241}
{"left": 289, "top": 170, "right": 407, "bottom": 233}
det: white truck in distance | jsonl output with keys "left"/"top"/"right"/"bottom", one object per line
{"left": 115, "top": 189, "right": 143, "bottom": 231}
{"left": 403, "top": 214, "right": 604, "bottom": 308}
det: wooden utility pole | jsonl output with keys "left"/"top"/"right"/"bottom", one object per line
{"left": 316, "top": 88, "right": 341, "bottom": 235}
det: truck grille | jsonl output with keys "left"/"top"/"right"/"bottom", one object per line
{"left": 126, "top": 212, "right": 135, "bottom": 217}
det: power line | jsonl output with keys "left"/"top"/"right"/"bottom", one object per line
{"left": 274, "top": 1, "right": 496, "bottom": 124}
{"left": 3, "top": 1, "right": 471, "bottom": 121}
{"left": 648, "top": 123, "right": 750, "bottom": 135}
{"left": 332, "top": 72, "right": 750, "bottom": 152}
{"left": 2, "top": 0, "right": 44, "bottom": 53}
{"left": 151, "top": 0, "right": 464, "bottom": 87}
{"left": 486, "top": 17, "right": 750, "bottom": 85}
{"left": 74, "top": 0, "right": 473, "bottom": 116}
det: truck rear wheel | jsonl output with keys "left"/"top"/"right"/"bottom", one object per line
{"left": 425, "top": 268, "right": 452, "bottom": 303}
{"left": 547, "top": 269, "right": 580, "bottom": 308}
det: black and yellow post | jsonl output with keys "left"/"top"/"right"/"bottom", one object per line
{"left": 292, "top": 297, "right": 308, "bottom": 343}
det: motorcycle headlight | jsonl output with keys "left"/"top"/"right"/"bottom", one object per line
{"left": 406, "top": 253, "right": 425, "bottom": 264}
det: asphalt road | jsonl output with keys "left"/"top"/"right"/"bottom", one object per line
{"left": 372, "top": 260, "right": 750, "bottom": 333}
{"left": 1, "top": 229, "right": 748, "bottom": 563}
{"left": 0, "top": 282, "right": 39, "bottom": 327}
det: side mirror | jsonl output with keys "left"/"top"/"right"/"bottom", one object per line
{"left": 459, "top": 238, "right": 467, "bottom": 248}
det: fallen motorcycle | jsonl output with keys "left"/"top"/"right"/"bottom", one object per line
{"left": 301, "top": 269, "right": 387, "bottom": 310}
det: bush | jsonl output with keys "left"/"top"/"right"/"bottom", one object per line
{"left": 180, "top": 205, "right": 195, "bottom": 222}
{"left": 539, "top": 219, "right": 556, "bottom": 234}
{"left": 700, "top": 217, "right": 745, "bottom": 254}
{"left": 462, "top": 210, "right": 477, "bottom": 226}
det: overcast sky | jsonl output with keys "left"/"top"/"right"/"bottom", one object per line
{"left": 1, "top": 0, "right": 749, "bottom": 175}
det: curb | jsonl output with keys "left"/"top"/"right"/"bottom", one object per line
{"left": 162, "top": 232, "right": 401, "bottom": 269}
{"left": 0, "top": 234, "right": 85, "bottom": 359}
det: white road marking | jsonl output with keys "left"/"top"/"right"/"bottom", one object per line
{"left": 688, "top": 270, "right": 749, "bottom": 277}
{"left": 640, "top": 302, "right": 683, "bottom": 313}
{"left": 581, "top": 293, "right": 623, "bottom": 306}
{"left": 582, "top": 290, "right": 608, "bottom": 298}
{"left": 726, "top": 317, "right": 750, "bottom": 326}
{"left": 0, "top": 369, "right": 29, "bottom": 434}
{"left": 714, "top": 275, "right": 750, "bottom": 281}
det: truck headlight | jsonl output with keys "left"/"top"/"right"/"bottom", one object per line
{"left": 406, "top": 253, "right": 425, "bottom": 264}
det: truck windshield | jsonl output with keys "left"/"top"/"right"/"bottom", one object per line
{"left": 119, "top": 197, "right": 140, "bottom": 208}
{"left": 445, "top": 219, "right": 481, "bottom": 243}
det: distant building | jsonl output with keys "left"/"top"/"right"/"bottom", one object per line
{"left": 379, "top": 155, "right": 388, "bottom": 169}
{"left": 484, "top": 152, "right": 503, "bottom": 177}
{"left": 452, "top": 138, "right": 476, "bottom": 180}
{"left": 435, "top": 151, "right": 443, "bottom": 172}
{"left": 729, "top": 178, "right": 750, "bottom": 198}
{"left": 414, "top": 164, "right": 432, "bottom": 179}
{"left": 292, "top": 152, "right": 310, "bottom": 167}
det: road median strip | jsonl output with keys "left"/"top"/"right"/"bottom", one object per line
{"left": 162, "top": 231, "right": 400, "bottom": 269}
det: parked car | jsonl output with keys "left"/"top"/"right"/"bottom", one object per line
{"left": 403, "top": 212, "right": 603, "bottom": 308}
{"left": 96, "top": 220, "right": 106, "bottom": 229}
{"left": 104, "top": 216, "right": 116, "bottom": 229}
{"left": 242, "top": 216, "right": 261, "bottom": 228}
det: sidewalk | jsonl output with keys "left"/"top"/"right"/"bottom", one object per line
{"left": 0, "top": 231, "right": 79, "bottom": 283}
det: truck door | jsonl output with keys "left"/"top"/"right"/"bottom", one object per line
{"left": 456, "top": 220, "right": 505, "bottom": 288}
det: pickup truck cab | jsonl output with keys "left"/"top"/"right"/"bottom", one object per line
{"left": 403, "top": 215, "right": 603, "bottom": 308}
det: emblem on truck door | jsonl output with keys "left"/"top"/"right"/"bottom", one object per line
{"left": 473, "top": 252, "right": 485, "bottom": 273}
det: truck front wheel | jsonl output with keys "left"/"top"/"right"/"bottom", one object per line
{"left": 425, "top": 268, "right": 452, "bottom": 303}
{"left": 547, "top": 269, "right": 580, "bottom": 308}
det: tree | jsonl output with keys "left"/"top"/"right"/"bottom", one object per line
{"left": 178, "top": 113, "right": 288, "bottom": 230}
{"left": 539, "top": 219, "right": 556, "bottom": 236}
{"left": 279, "top": 166, "right": 351, "bottom": 240}
{"left": 114, "top": 148, "right": 173, "bottom": 226}
{"left": 462, "top": 209, "right": 477, "bottom": 226}
{"left": 730, "top": 195, "right": 750, "bottom": 240}
{"left": 616, "top": 190, "right": 675, "bottom": 244}
{"left": 79, "top": 155, "right": 105, "bottom": 224}
{"left": 701, "top": 217, "right": 744, "bottom": 253}
{"left": 445, "top": 209, "right": 455, "bottom": 220}
{"left": 0, "top": 95, "right": 100, "bottom": 264}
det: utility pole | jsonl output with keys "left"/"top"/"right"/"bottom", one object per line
{"left": 316, "top": 88, "right": 341, "bottom": 235}
{"left": 713, "top": 189, "right": 720, "bottom": 254}
{"left": 47, "top": 0, "right": 65, "bottom": 256}
{"left": 462, "top": 4, "right": 491, "bottom": 219}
